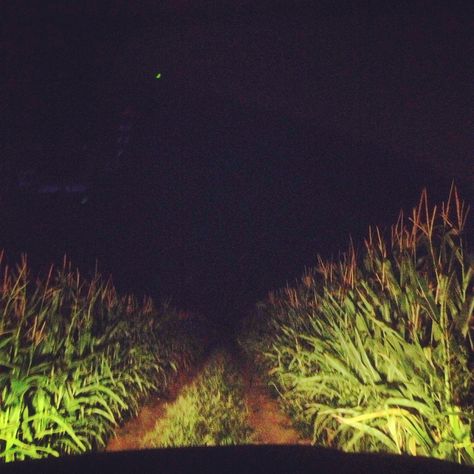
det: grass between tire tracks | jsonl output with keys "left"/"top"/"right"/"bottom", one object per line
{"left": 142, "top": 350, "right": 254, "bottom": 447}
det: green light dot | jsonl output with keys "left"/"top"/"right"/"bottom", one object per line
{"left": 155, "top": 73, "right": 162, "bottom": 79}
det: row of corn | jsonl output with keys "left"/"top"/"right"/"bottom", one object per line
{"left": 238, "top": 185, "right": 474, "bottom": 465}
{"left": 0, "top": 255, "right": 210, "bottom": 462}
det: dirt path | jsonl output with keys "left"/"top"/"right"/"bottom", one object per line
{"left": 237, "top": 353, "right": 311, "bottom": 445}
{"left": 106, "top": 346, "right": 311, "bottom": 451}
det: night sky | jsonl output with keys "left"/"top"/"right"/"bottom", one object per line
{"left": 2, "top": 1, "right": 473, "bottom": 327}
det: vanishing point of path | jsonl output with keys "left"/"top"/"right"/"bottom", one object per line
{"left": 106, "top": 345, "right": 311, "bottom": 451}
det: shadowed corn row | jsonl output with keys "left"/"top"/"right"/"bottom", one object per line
{"left": 0, "top": 257, "right": 209, "bottom": 462}
{"left": 238, "top": 184, "right": 474, "bottom": 465}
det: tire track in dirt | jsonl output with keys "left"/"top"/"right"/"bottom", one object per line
{"left": 236, "top": 351, "right": 312, "bottom": 446}
{"left": 244, "top": 374, "right": 311, "bottom": 445}
{"left": 106, "top": 354, "right": 213, "bottom": 452}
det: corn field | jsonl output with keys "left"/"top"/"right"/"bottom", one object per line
{"left": 238, "top": 185, "right": 474, "bottom": 464}
{"left": 0, "top": 256, "right": 209, "bottom": 462}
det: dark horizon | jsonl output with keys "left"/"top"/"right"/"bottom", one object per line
{"left": 2, "top": 1, "right": 473, "bottom": 325}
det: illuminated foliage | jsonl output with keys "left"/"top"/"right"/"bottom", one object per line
{"left": 0, "top": 257, "right": 208, "bottom": 462}
{"left": 238, "top": 184, "right": 474, "bottom": 465}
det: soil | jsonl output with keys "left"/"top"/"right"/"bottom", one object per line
{"left": 106, "top": 346, "right": 311, "bottom": 451}
{"left": 239, "top": 356, "right": 311, "bottom": 445}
